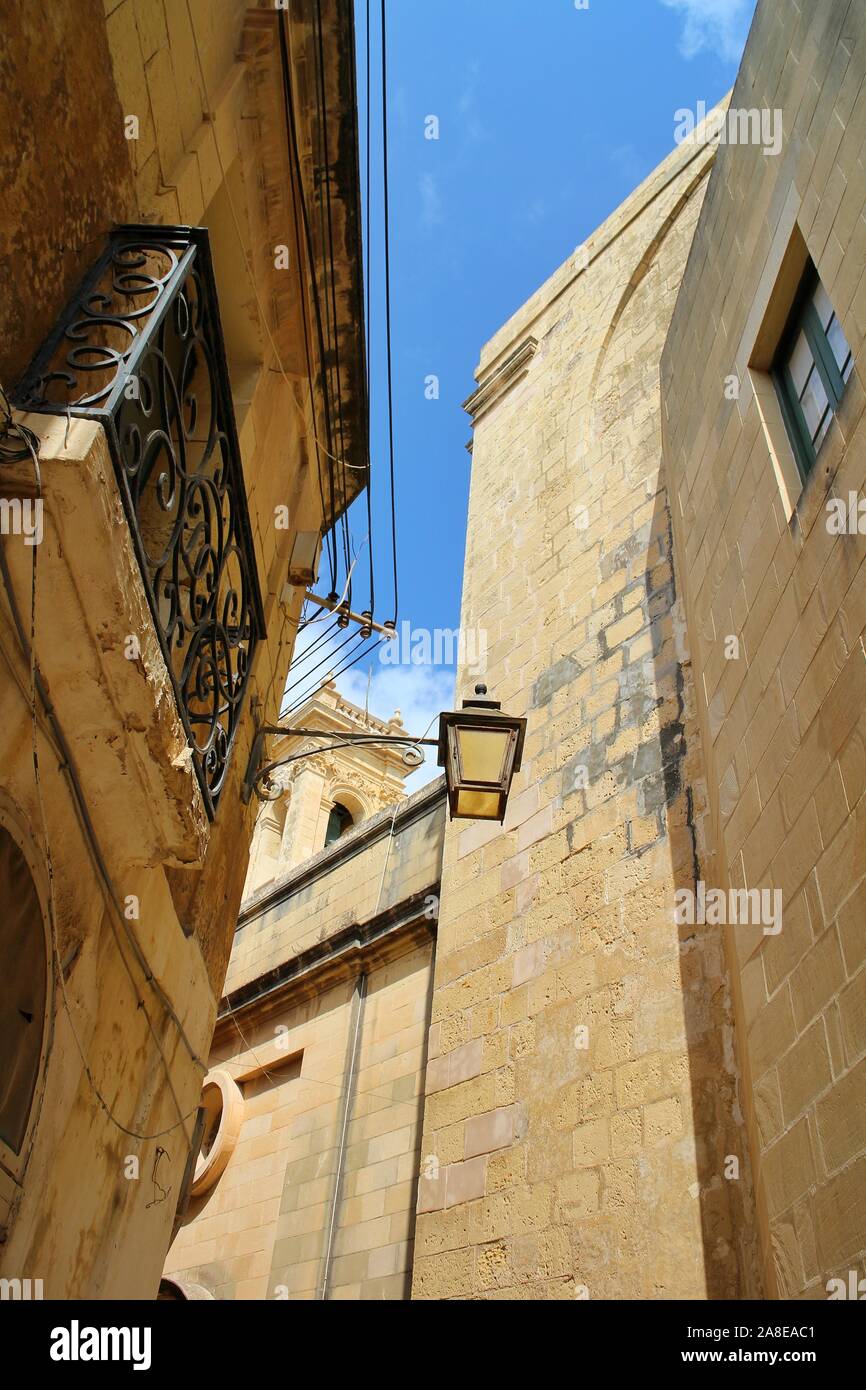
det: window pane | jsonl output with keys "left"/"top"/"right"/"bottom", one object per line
{"left": 787, "top": 331, "right": 814, "bottom": 397}
{"left": 812, "top": 279, "right": 834, "bottom": 331}
{"left": 775, "top": 264, "right": 851, "bottom": 477}
{"left": 826, "top": 313, "right": 852, "bottom": 379}
{"left": 800, "top": 365, "right": 830, "bottom": 442}
{"left": 813, "top": 409, "right": 832, "bottom": 453}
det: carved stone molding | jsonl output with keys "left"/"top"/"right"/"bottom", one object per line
{"left": 462, "top": 337, "right": 538, "bottom": 424}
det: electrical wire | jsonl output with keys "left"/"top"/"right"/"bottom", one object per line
{"left": 275, "top": 8, "right": 339, "bottom": 595}
{"left": 379, "top": 0, "right": 399, "bottom": 625}
{"left": 0, "top": 384, "right": 40, "bottom": 464}
{"left": 312, "top": 0, "right": 352, "bottom": 584}
{"left": 184, "top": 3, "right": 388, "bottom": 635}
{"left": 282, "top": 629, "right": 359, "bottom": 701}
{"left": 314, "top": 0, "right": 356, "bottom": 615}
{"left": 276, "top": 20, "right": 337, "bottom": 592}
{"left": 0, "top": 0, "right": 406, "bottom": 1146}
{"left": 280, "top": 11, "right": 349, "bottom": 603}
{"left": 280, "top": 628, "right": 360, "bottom": 706}
{"left": 276, "top": 523, "right": 369, "bottom": 711}
{"left": 292, "top": 614, "right": 341, "bottom": 660}
{"left": 185, "top": 0, "right": 367, "bottom": 602}
{"left": 288, "top": 535, "right": 367, "bottom": 634}
{"left": 279, "top": 636, "right": 386, "bottom": 718}
{"left": 363, "top": 0, "right": 375, "bottom": 615}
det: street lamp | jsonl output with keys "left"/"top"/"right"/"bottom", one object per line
{"left": 242, "top": 686, "right": 526, "bottom": 821}
{"left": 437, "top": 685, "right": 526, "bottom": 822}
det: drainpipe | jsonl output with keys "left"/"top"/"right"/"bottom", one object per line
{"left": 317, "top": 969, "right": 367, "bottom": 1300}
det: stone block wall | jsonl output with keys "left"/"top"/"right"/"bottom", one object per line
{"left": 661, "top": 0, "right": 866, "bottom": 1299}
{"left": 164, "top": 941, "right": 432, "bottom": 1300}
{"left": 164, "top": 779, "right": 445, "bottom": 1299}
{"left": 0, "top": 0, "right": 368, "bottom": 1299}
{"left": 230, "top": 780, "right": 446, "bottom": 995}
{"left": 413, "top": 120, "right": 763, "bottom": 1299}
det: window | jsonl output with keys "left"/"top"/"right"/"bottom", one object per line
{"left": 0, "top": 826, "right": 48, "bottom": 1155}
{"left": 772, "top": 263, "right": 853, "bottom": 481}
{"left": 189, "top": 1070, "right": 243, "bottom": 1198}
{"left": 324, "top": 802, "right": 353, "bottom": 847}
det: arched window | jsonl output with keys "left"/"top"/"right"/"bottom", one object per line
{"left": 0, "top": 825, "right": 48, "bottom": 1155}
{"left": 324, "top": 802, "right": 353, "bottom": 848}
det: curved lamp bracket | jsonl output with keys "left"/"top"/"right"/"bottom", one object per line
{"left": 241, "top": 726, "right": 437, "bottom": 804}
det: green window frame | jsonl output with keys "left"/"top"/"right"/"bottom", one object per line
{"left": 772, "top": 263, "right": 853, "bottom": 483}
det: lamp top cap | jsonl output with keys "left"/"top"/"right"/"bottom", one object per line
{"left": 461, "top": 682, "right": 501, "bottom": 712}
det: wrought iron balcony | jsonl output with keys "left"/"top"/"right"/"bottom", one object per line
{"left": 13, "top": 225, "right": 266, "bottom": 816}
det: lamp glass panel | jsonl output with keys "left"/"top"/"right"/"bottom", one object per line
{"left": 454, "top": 789, "right": 502, "bottom": 819}
{"left": 454, "top": 726, "right": 510, "bottom": 784}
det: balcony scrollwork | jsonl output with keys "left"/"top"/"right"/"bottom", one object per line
{"left": 13, "top": 225, "right": 266, "bottom": 816}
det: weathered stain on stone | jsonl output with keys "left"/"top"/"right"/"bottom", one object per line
{"left": 0, "top": 0, "right": 136, "bottom": 386}
{"left": 531, "top": 655, "right": 583, "bottom": 709}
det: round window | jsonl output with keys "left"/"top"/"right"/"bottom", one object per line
{"left": 190, "top": 1070, "right": 243, "bottom": 1196}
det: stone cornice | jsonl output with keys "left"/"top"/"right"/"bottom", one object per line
{"left": 238, "top": 774, "right": 446, "bottom": 924}
{"left": 462, "top": 337, "right": 538, "bottom": 423}
{"left": 218, "top": 888, "right": 438, "bottom": 1023}
{"left": 287, "top": 688, "right": 399, "bottom": 738}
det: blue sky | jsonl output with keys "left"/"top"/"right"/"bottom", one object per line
{"left": 292, "top": 0, "right": 756, "bottom": 785}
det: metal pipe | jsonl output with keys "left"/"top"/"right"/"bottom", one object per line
{"left": 317, "top": 970, "right": 367, "bottom": 1300}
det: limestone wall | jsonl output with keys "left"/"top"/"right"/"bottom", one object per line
{"left": 231, "top": 779, "right": 446, "bottom": 995}
{"left": 0, "top": 0, "right": 367, "bottom": 1299}
{"left": 661, "top": 0, "right": 866, "bottom": 1299}
{"left": 413, "top": 124, "right": 763, "bottom": 1299}
{"left": 164, "top": 780, "right": 446, "bottom": 1299}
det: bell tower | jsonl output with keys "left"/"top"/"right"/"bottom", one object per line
{"left": 244, "top": 680, "right": 413, "bottom": 896}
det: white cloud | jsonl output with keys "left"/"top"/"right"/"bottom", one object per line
{"left": 457, "top": 60, "right": 481, "bottom": 116}
{"left": 659, "top": 0, "right": 754, "bottom": 62}
{"left": 457, "top": 60, "right": 487, "bottom": 140}
{"left": 521, "top": 198, "right": 549, "bottom": 227}
{"left": 282, "top": 623, "right": 454, "bottom": 791}
{"left": 419, "top": 171, "right": 443, "bottom": 229}
{"left": 339, "top": 661, "right": 455, "bottom": 790}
